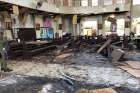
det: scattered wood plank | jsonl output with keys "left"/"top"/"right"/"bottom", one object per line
{"left": 112, "top": 41, "right": 122, "bottom": 45}
{"left": 56, "top": 53, "right": 73, "bottom": 59}
{"left": 97, "top": 39, "right": 112, "bottom": 54}
{"left": 126, "top": 61, "right": 140, "bottom": 70}
{"left": 26, "top": 41, "right": 48, "bottom": 45}
{"left": 75, "top": 88, "right": 118, "bottom": 93}
{"left": 55, "top": 40, "right": 72, "bottom": 53}
{"left": 119, "top": 66, "right": 140, "bottom": 78}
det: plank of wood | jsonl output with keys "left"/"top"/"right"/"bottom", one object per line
{"left": 97, "top": 39, "right": 112, "bottom": 53}
{"left": 26, "top": 41, "right": 48, "bottom": 45}
{"left": 126, "top": 61, "right": 140, "bottom": 70}
{"left": 56, "top": 53, "right": 72, "bottom": 59}
{"left": 75, "top": 88, "right": 118, "bottom": 93}
{"left": 119, "top": 66, "right": 140, "bottom": 78}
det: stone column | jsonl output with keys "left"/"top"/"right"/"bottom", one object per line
{"left": 88, "top": 0, "right": 92, "bottom": 6}
{"left": 98, "top": 15, "right": 103, "bottom": 35}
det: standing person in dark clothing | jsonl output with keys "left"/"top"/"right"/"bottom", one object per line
{"left": 0, "top": 40, "right": 12, "bottom": 72}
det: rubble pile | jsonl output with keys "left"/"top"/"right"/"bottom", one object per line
{"left": 2, "top": 49, "right": 139, "bottom": 93}
{"left": 0, "top": 36, "right": 140, "bottom": 93}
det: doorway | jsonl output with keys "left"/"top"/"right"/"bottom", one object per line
{"left": 82, "top": 20, "right": 97, "bottom": 36}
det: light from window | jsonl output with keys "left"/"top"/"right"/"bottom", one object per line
{"left": 133, "top": 0, "right": 140, "bottom": 5}
{"left": 104, "top": 0, "right": 113, "bottom": 5}
{"left": 81, "top": 0, "right": 88, "bottom": 6}
{"left": 83, "top": 21, "right": 97, "bottom": 29}
{"left": 105, "top": 20, "right": 111, "bottom": 33}
{"left": 117, "top": 19, "right": 125, "bottom": 36}
{"left": 92, "top": 0, "right": 98, "bottom": 6}
{"left": 116, "top": 0, "right": 125, "bottom": 4}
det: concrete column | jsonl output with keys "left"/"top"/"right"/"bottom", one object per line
{"left": 125, "top": 12, "right": 131, "bottom": 36}
{"left": 73, "top": 24, "right": 77, "bottom": 36}
{"left": 60, "top": 0, "right": 63, "bottom": 6}
{"left": 72, "top": 14, "right": 77, "bottom": 36}
{"left": 74, "top": 0, "right": 80, "bottom": 6}
{"left": 98, "top": 15, "right": 103, "bottom": 35}
{"left": 88, "top": 0, "right": 92, "bottom": 6}
{"left": 68, "top": 0, "right": 73, "bottom": 6}
{"left": 102, "top": 16, "right": 107, "bottom": 36}
{"left": 99, "top": 0, "right": 104, "bottom": 7}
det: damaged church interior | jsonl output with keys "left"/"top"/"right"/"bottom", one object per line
{"left": 0, "top": 0, "right": 140, "bottom": 93}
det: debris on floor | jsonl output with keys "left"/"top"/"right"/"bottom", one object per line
{"left": 125, "top": 61, "right": 140, "bottom": 70}
{"left": 0, "top": 72, "right": 11, "bottom": 80}
{"left": 0, "top": 35, "right": 140, "bottom": 93}
{"left": 5, "top": 51, "right": 140, "bottom": 90}
{"left": 119, "top": 66, "right": 140, "bottom": 78}
{"left": 55, "top": 53, "right": 73, "bottom": 60}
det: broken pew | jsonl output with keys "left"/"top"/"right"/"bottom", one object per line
{"left": 97, "top": 39, "right": 112, "bottom": 54}
{"left": 111, "top": 49, "right": 125, "bottom": 62}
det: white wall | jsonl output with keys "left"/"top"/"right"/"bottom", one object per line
{"left": 132, "top": 5, "right": 140, "bottom": 17}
